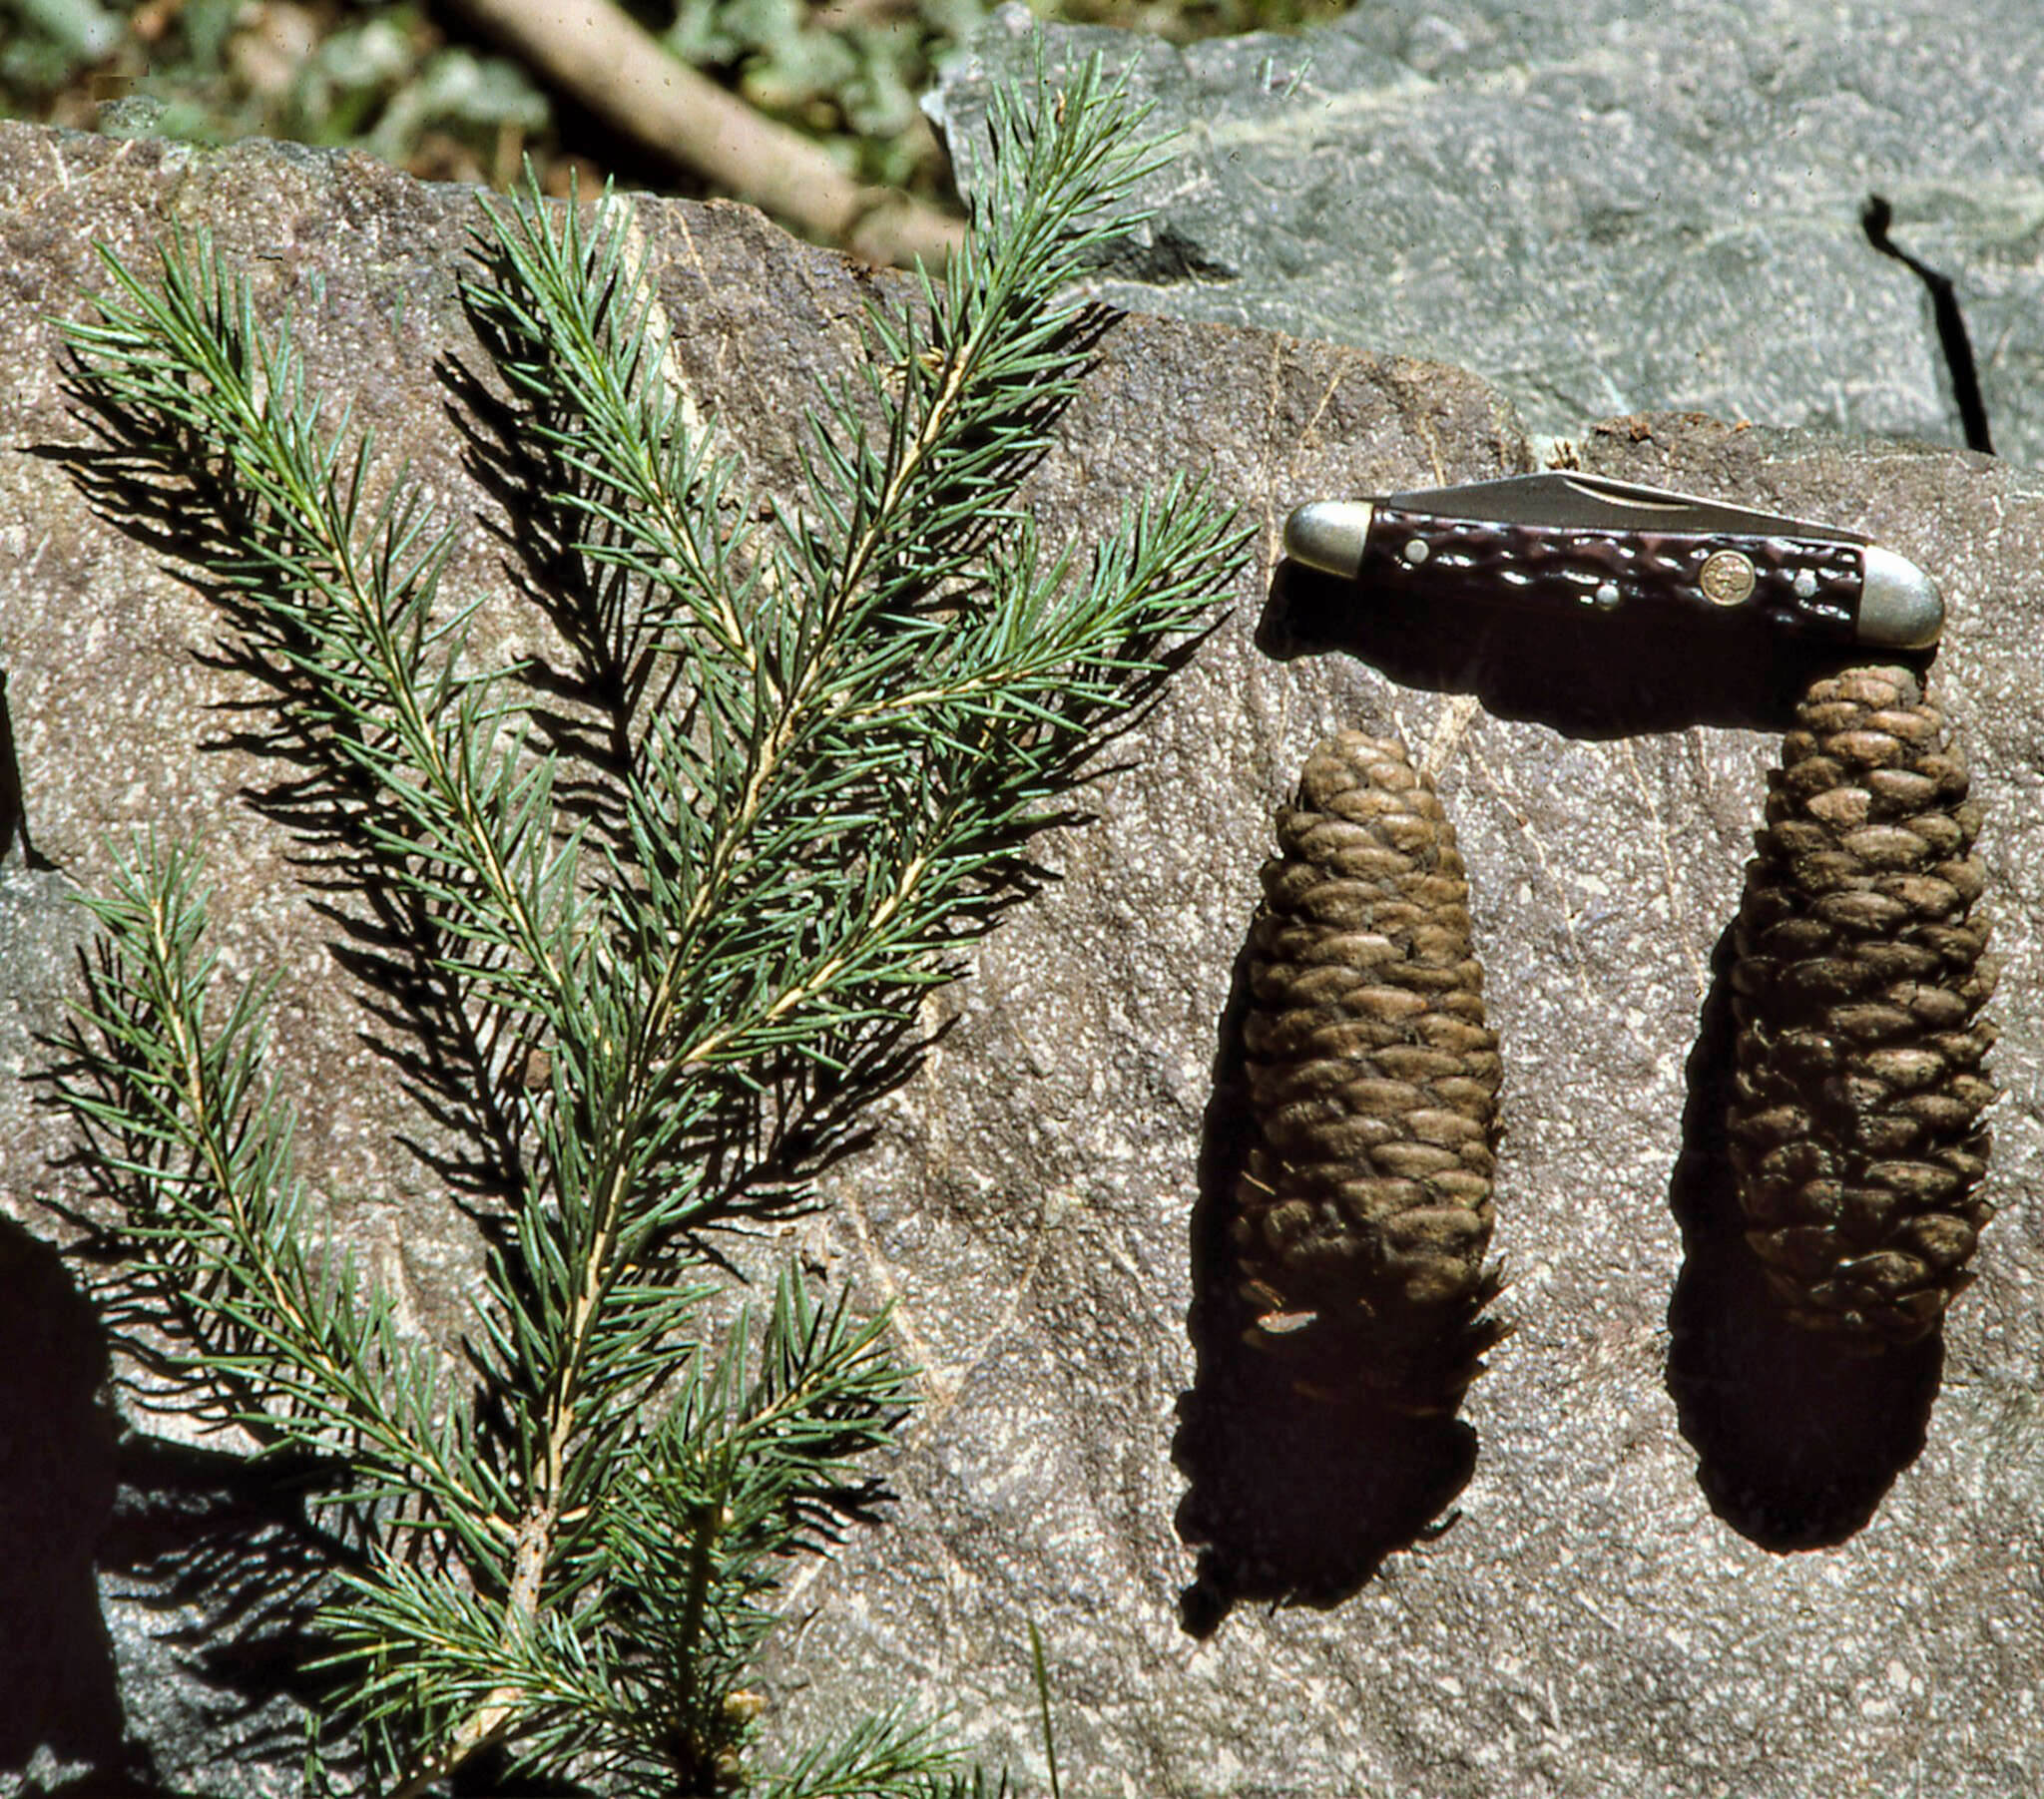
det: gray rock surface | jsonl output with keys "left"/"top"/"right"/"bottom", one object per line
{"left": 3, "top": 116, "right": 2044, "bottom": 1798}
{"left": 935, "top": 0, "right": 2044, "bottom": 463}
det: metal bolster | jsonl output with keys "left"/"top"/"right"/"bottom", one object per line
{"left": 1283, "top": 501, "right": 1375, "bottom": 580}
{"left": 1857, "top": 547, "right": 1944, "bottom": 650}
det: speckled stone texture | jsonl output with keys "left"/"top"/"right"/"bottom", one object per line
{"left": 936, "top": 0, "right": 2044, "bottom": 463}
{"left": 2, "top": 119, "right": 2042, "bottom": 1798}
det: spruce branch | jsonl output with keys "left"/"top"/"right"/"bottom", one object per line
{"left": 51, "top": 47, "right": 1246, "bottom": 1797}
{"left": 47, "top": 836, "right": 514, "bottom": 1570}
{"left": 65, "top": 225, "right": 594, "bottom": 1058}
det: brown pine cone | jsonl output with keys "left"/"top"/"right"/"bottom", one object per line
{"left": 1233, "top": 730, "right": 1504, "bottom": 1409}
{"left": 1729, "top": 664, "right": 1998, "bottom": 1343}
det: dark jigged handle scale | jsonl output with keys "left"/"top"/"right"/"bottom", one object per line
{"left": 1232, "top": 731, "right": 1504, "bottom": 1412}
{"left": 1360, "top": 506, "right": 1861, "bottom": 637}
{"left": 1285, "top": 473, "right": 1944, "bottom": 651}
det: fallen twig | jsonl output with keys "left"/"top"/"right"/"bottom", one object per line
{"left": 451, "top": 0, "right": 965, "bottom": 266}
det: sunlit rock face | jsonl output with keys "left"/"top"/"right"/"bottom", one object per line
{"left": 940, "top": 0, "right": 2044, "bottom": 463}
{"left": 3, "top": 114, "right": 2043, "bottom": 1798}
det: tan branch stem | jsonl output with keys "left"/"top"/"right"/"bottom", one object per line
{"left": 449, "top": 0, "right": 965, "bottom": 267}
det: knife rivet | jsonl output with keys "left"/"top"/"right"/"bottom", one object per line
{"left": 1701, "top": 549, "right": 1759, "bottom": 607}
{"left": 1402, "top": 538, "right": 1430, "bottom": 565}
{"left": 1593, "top": 581, "right": 1621, "bottom": 610}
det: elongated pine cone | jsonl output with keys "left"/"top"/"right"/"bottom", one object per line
{"left": 1234, "top": 731, "right": 1504, "bottom": 1410}
{"left": 1729, "top": 664, "right": 1998, "bottom": 1343}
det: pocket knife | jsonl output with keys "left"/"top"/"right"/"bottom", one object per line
{"left": 1283, "top": 473, "right": 1943, "bottom": 650}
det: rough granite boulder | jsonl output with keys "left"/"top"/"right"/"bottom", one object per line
{"left": 936, "top": 0, "right": 2044, "bottom": 464}
{"left": 2, "top": 117, "right": 2042, "bottom": 1798}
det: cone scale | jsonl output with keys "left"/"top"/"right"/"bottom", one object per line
{"left": 1233, "top": 731, "right": 1505, "bottom": 1410}
{"left": 1729, "top": 664, "right": 1999, "bottom": 1342}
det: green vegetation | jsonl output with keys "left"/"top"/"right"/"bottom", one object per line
{"left": 1, "top": 0, "right": 1349, "bottom": 209}
{"left": 49, "top": 57, "right": 1243, "bottom": 1794}
{"left": 4, "top": 0, "right": 552, "bottom": 186}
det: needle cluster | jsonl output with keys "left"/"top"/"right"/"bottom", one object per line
{"left": 47, "top": 56, "right": 1243, "bottom": 1797}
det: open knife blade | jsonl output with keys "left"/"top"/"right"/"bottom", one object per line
{"left": 1283, "top": 472, "right": 1943, "bottom": 650}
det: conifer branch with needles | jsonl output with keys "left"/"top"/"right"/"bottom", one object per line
{"left": 49, "top": 52, "right": 1245, "bottom": 1797}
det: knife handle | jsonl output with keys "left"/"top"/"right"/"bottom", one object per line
{"left": 1359, "top": 507, "right": 1862, "bottom": 641}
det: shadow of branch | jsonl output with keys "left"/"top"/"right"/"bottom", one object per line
{"left": 0, "top": 1218, "right": 131, "bottom": 1786}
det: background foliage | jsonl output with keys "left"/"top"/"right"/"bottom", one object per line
{"left": 0, "top": 0, "right": 1349, "bottom": 209}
